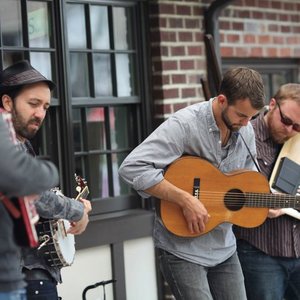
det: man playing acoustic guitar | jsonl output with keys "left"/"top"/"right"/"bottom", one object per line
{"left": 234, "top": 83, "right": 300, "bottom": 300}
{"left": 0, "top": 60, "right": 91, "bottom": 300}
{"left": 119, "top": 67, "right": 265, "bottom": 300}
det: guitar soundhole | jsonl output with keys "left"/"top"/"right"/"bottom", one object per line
{"left": 224, "top": 189, "right": 245, "bottom": 211}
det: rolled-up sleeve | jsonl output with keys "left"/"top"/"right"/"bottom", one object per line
{"left": 119, "top": 115, "right": 187, "bottom": 197}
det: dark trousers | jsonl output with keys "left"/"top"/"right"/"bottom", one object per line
{"left": 26, "top": 280, "right": 60, "bottom": 300}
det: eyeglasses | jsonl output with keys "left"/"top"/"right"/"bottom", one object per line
{"left": 277, "top": 101, "right": 300, "bottom": 132}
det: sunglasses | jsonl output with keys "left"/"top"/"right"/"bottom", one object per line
{"left": 277, "top": 101, "right": 300, "bottom": 132}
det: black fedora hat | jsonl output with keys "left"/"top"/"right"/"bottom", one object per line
{"left": 0, "top": 60, "right": 56, "bottom": 94}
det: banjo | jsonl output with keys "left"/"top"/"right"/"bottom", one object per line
{"left": 37, "top": 175, "right": 89, "bottom": 268}
{"left": 269, "top": 133, "right": 300, "bottom": 220}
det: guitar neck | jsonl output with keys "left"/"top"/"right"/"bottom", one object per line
{"left": 246, "top": 192, "right": 300, "bottom": 209}
{"left": 75, "top": 186, "right": 89, "bottom": 201}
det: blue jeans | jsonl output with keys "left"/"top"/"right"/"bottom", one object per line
{"left": 0, "top": 289, "right": 26, "bottom": 300}
{"left": 237, "top": 239, "right": 300, "bottom": 300}
{"left": 26, "top": 280, "right": 59, "bottom": 300}
{"left": 158, "top": 249, "right": 247, "bottom": 300}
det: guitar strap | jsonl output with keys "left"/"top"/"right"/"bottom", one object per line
{"left": 235, "top": 131, "right": 261, "bottom": 173}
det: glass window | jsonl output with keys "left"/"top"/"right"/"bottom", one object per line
{"left": 66, "top": 4, "right": 87, "bottom": 49}
{"left": 113, "top": 7, "right": 132, "bottom": 50}
{"left": 116, "top": 54, "right": 135, "bottom": 96}
{"left": 28, "top": 1, "right": 50, "bottom": 48}
{"left": 0, "top": 0, "right": 23, "bottom": 46}
{"left": 93, "top": 53, "right": 112, "bottom": 97}
{"left": 90, "top": 6, "right": 110, "bottom": 49}
{"left": 70, "top": 53, "right": 90, "bottom": 97}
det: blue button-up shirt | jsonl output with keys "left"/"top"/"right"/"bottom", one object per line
{"left": 119, "top": 98, "right": 257, "bottom": 266}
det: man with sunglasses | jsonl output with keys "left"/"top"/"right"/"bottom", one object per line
{"left": 234, "top": 83, "right": 300, "bottom": 300}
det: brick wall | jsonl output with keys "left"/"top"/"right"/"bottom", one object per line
{"left": 220, "top": 0, "right": 300, "bottom": 58}
{"left": 149, "top": 0, "right": 208, "bottom": 125}
{"left": 149, "top": 1, "right": 300, "bottom": 299}
{"left": 149, "top": 0, "right": 300, "bottom": 127}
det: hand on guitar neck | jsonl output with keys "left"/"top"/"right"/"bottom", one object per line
{"left": 67, "top": 198, "right": 91, "bottom": 235}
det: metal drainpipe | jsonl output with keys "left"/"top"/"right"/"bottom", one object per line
{"left": 204, "top": 0, "right": 235, "bottom": 95}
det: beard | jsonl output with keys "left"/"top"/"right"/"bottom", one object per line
{"left": 267, "top": 110, "right": 290, "bottom": 144}
{"left": 221, "top": 107, "right": 241, "bottom": 132}
{"left": 11, "top": 107, "right": 41, "bottom": 140}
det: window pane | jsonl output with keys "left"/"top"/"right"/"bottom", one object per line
{"left": 66, "top": 4, "right": 86, "bottom": 49}
{"left": 110, "top": 106, "right": 132, "bottom": 150}
{"left": 86, "top": 108, "right": 106, "bottom": 151}
{"left": 113, "top": 7, "right": 132, "bottom": 50}
{"left": 3, "top": 52, "right": 25, "bottom": 68}
{"left": 75, "top": 157, "right": 87, "bottom": 183}
{"left": 70, "top": 53, "right": 90, "bottom": 97}
{"left": 28, "top": 1, "right": 50, "bottom": 48}
{"left": 116, "top": 54, "right": 135, "bottom": 96}
{"left": 93, "top": 54, "right": 112, "bottom": 97}
{"left": 0, "top": 0, "right": 23, "bottom": 46}
{"left": 113, "top": 153, "right": 131, "bottom": 196}
{"left": 30, "top": 52, "right": 52, "bottom": 82}
{"left": 73, "top": 109, "right": 84, "bottom": 152}
{"left": 90, "top": 5, "right": 109, "bottom": 49}
{"left": 89, "top": 154, "right": 108, "bottom": 199}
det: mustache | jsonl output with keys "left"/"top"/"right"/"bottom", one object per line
{"left": 29, "top": 117, "right": 42, "bottom": 126}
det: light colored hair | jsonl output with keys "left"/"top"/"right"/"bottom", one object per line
{"left": 273, "top": 83, "right": 300, "bottom": 105}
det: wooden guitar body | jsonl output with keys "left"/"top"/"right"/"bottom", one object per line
{"left": 160, "top": 156, "right": 270, "bottom": 237}
{"left": 269, "top": 133, "right": 300, "bottom": 219}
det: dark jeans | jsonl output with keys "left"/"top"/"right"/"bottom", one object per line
{"left": 26, "top": 280, "right": 59, "bottom": 300}
{"left": 158, "top": 249, "right": 247, "bottom": 300}
{"left": 237, "top": 239, "right": 300, "bottom": 300}
{"left": 0, "top": 289, "right": 26, "bottom": 300}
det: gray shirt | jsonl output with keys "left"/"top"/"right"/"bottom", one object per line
{"left": 0, "top": 112, "right": 59, "bottom": 292}
{"left": 119, "top": 99, "right": 257, "bottom": 266}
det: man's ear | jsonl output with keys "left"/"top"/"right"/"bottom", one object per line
{"left": 1, "top": 95, "right": 13, "bottom": 112}
{"left": 269, "top": 98, "right": 276, "bottom": 110}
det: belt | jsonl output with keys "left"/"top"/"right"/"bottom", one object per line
{"left": 23, "top": 268, "right": 54, "bottom": 282}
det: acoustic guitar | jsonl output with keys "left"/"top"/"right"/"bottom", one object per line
{"left": 269, "top": 133, "right": 300, "bottom": 219}
{"left": 160, "top": 156, "right": 300, "bottom": 237}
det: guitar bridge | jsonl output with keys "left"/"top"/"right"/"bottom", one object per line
{"left": 193, "top": 178, "right": 200, "bottom": 199}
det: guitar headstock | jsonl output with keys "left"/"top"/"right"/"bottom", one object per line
{"left": 74, "top": 174, "right": 89, "bottom": 200}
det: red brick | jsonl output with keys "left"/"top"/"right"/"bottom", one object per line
{"left": 266, "top": 48, "right": 278, "bottom": 57}
{"left": 180, "top": 60, "right": 195, "bottom": 70}
{"left": 160, "top": 31, "right": 177, "bottom": 42}
{"left": 172, "top": 74, "right": 186, "bottom": 84}
{"left": 171, "top": 46, "right": 185, "bottom": 56}
{"left": 182, "top": 88, "right": 196, "bottom": 98}
{"left": 268, "top": 24, "right": 279, "bottom": 32}
{"left": 178, "top": 32, "right": 193, "bottom": 42}
{"left": 185, "top": 19, "right": 200, "bottom": 29}
{"left": 244, "top": 34, "right": 256, "bottom": 43}
{"left": 187, "top": 46, "right": 202, "bottom": 56}
{"left": 279, "top": 48, "right": 291, "bottom": 57}
{"left": 281, "top": 25, "right": 291, "bottom": 33}
{"left": 162, "top": 60, "right": 178, "bottom": 71}
{"left": 220, "top": 21, "right": 231, "bottom": 30}
{"left": 258, "top": 35, "right": 271, "bottom": 44}
{"left": 221, "top": 47, "right": 234, "bottom": 57}
{"left": 232, "top": 22, "right": 244, "bottom": 31}
{"left": 273, "top": 36, "right": 284, "bottom": 44}
{"left": 163, "top": 88, "right": 179, "bottom": 99}
{"left": 227, "top": 34, "right": 240, "bottom": 43}
{"left": 174, "top": 103, "right": 187, "bottom": 112}
{"left": 169, "top": 18, "right": 183, "bottom": 29}
{"left": 236, "top": 47, "right": 250, "bottom": 57}
{"left": 250, "top": 47, "right": 263, "bottom": 57}
{"left": 176, "top": 5, "right": 191, "bottom": 15}
{"left": 159, "top": 4, "right": 175, "bottom": 14}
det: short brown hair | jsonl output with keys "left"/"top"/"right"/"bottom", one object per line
{"left": 219, "top": 67, "right": 265, "bottom": 110}
{"left": 273, "top": 83, "right": 300, "bottom": 105}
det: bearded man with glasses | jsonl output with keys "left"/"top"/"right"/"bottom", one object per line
{"left": 234, "top": 83, "right": 300, "bottom": 300}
